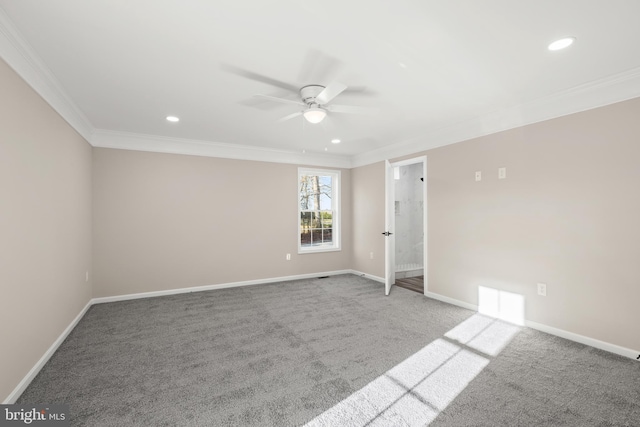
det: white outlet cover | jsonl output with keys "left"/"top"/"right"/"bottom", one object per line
{"left": 499, "top": 167, "right": 506, "bottom": 179}
{"left": 475, "top": 171, "right": 482, "bottom": 181}
{"left": 537, "top": 283, "right": 547, "bottom": 296}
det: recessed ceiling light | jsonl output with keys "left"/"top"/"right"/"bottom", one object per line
{"left": 166, "top": 116, "right": 180, "bottom": 122}
{"left": 548, "top": 37, "right": 575, "bottom": 51}
{"left": 331, "top": 139, "right": 341, "bottom": 144}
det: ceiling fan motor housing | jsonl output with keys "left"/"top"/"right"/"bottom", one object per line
{"left": 300, "top": 85, "right": 325, "bottom": 105}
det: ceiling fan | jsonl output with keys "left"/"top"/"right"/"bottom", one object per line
{"left": 253, "top": 82, "right": 376, "bottom": 124}
{"left": 222, "top": 55, "right": 376, "bottom": 124}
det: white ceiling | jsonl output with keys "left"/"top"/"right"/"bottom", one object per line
{"left": 1, "top": 0, "right": 640, "bottom": 167}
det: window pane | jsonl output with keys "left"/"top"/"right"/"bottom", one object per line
{"left": 308, "top": 212, "right": 319, "bottom": 229}
{"left": 299, "top": 175, "right": 316, "bottom": 210}
{"left": 300, "top": 212, "right": 311, "bottom": 234}
{"left": 319, "top": 175, "right": 332, "bottom": 210}
{"left": 300, "top": 190, "right": 315, "bottom": 210}
{"left": 322, "top": 228, "right": 333, "bottom": 244}
{"left": 301, "top": 174, "right": 333, "bottom": 211}
{"left": 319, "top": 175, "right": 332, "bottom": 190}
{"left": 311, "top": 229, "right": 323, "bottom": 246}
{"left": 319, "top": 192, "right": 332, "bottom": 210}
{"left": 300, "top": 229, "right": 312, "bottom": 246}
{"left": 321, "top": 212, "right": 332, "bottom": 229}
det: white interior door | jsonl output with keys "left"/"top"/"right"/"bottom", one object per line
{"left": 387, "top": 156, "right": 428, "bottom": 295}
{"left": 384, "top": 160, "right": 396, "bottom": 295}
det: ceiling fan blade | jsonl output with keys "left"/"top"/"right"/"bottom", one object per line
{"left": 277, "top": 111, "right": 303, "bottom": 123}
{"left": 253, "top": 94, "right": 305, "bottom": 107}
{"left": 316, "top": 81, "right": 348, "bottom": 105}
{"left": 342, "top": 86, "right": 376, "bottom": 96}
{"left": 220, "top": 64, "right": 299, "bottom": 92}
{"left": 240, "top": 90, "right": 294, "bottom": 110}
{"left": 327, "top": 104, "right": 379, "bottom": 114}
{"left": 298, "top": 49, "right": 343, "bottom": 84}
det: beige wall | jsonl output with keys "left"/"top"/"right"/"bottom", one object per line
{"left": 381, "top": 97, "right": 640, "bottom": 351}
{"left": 351, "top": 161, "right": 385, "bottom": 278}
{"left": 92, "top": 148, "right": 352, "bottom": 297}
{"left": 0, "top": 59, "right": 93, "bottom": 401}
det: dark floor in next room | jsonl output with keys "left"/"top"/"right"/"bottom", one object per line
{"left": 395, "top": 275, "right": 424, "bottom": 294}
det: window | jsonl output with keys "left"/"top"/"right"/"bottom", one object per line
{"left": 298, "top": 168, "right": 340, "bottom": 253}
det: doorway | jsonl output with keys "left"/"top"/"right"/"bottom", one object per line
{"left": 384, "top": 156, "right": 427, "bottom": 295}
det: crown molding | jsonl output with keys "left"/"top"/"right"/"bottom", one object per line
{"left": 92, "top": 130, "right": 353, "bottom": 168}
{"left": 351, "top": 66, "right": 640, "bottom": 168}
{"left": 0, "top": 5, "right": 94, "bottom": 142}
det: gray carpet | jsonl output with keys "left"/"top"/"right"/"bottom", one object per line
{"left": 17, "top": 274, "right": 640, "bottom": 426}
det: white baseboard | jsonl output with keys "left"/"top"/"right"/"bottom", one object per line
{"left": 3, "top": 300, "right": 92, "bottom": 404}
{"left": 423, "top": 290, "right": 639, "bottom": 361}
{"left": 349, "top": 270, "right": 385, "bottom": 284}
{"left": 424, "top": 291, "right": 479, "bottom": 311}
{"left": 525, "top": 320, "right": 640, "bottom": 360}
{"left": 92, "top": 270, "right": 354, "bottom": 304}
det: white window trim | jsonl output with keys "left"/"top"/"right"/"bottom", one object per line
{"left": 298, "top": 167, "right": 341, "bottom": 254}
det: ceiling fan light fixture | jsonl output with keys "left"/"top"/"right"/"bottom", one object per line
{"left": 303, "top": 107, "right": 327, "bottom": 124}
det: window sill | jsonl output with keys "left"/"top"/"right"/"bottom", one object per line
{"left": 298, "top": 247, "right": 341, "bottom": 255}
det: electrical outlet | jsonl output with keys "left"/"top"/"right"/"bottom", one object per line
{"left": 370, "top": 252, "right": 374, "bottom": 259}
{"left": 286, "top": 253, "right": 291, "bottom": 261}
{"left": 475, "top": 171, "right": 482, "bottom": 182}
{"left": 498, "top": 167, "right": 506, "bottom": 179}
{"left": 537, "top": 283, "right": 547, "bottom": 296}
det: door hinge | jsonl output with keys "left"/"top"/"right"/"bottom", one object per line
{"left": 381, "top": 231, "right": 393, "bottom": 236}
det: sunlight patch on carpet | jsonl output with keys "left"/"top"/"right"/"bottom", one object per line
{"left": 445, "top": 314, "right": 521, "bottom": 357}
{"left": 305, "top": 296, "right": 524, "bottom": 426}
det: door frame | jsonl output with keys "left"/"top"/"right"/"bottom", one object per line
{"left": 385, "top": 156, "right": 428, "bottom": 295}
